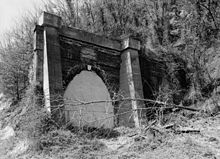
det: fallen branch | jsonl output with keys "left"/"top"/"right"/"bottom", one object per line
{"left": 162, "top": 123, "right": 175, "bottom": 129}
{"left": 144, "top": 120, "right": 157, "bottom": 132}
{"left": 59, "top": 98, "right": 200, "bottom": 112}
{"left": 175, "top": 129, "right": 200, "bottom": 134}
{"left": 175, "top": 128, "right": 200, "bottom": 134}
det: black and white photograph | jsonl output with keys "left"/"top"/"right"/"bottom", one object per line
{"left": 0, "top": 0, "right": 220, "bottom": 158}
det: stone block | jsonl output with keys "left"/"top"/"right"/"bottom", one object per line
{"left": 121, "top": 36, "right": 141, "bottom": 51}
{"left": 61, "top": 27, "right": 121, "bottom": 51}
{"left": 38, "top": 12, "right": 61, "bottom": 28}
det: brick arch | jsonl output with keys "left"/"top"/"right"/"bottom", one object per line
{"left": 63, "top": 64, "right": 111, "bottom": 93}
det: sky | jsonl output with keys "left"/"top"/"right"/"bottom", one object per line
{"left": 0, "top": 0, "right": 45, "bottom": 41}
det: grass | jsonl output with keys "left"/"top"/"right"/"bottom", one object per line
{"left": 1, "top": 113, "right": 220, "bottom": 159}
{"left": 1, "top": 87, "right": 220, "bottom": 159}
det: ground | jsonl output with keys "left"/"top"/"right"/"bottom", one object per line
{"left": 0, "top": 112, "right": 220, "bottom": 159}
{"left": 0, "top": 92, "right": 220, "bottom": 159}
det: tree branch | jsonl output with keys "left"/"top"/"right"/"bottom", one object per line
{"left": 60, "top": 97, "right": 200, "bottom": 112}
{"left": 199, "top": 2, "right": 218, "bottom": 29}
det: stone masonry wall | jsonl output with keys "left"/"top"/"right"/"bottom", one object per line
{"left": 59, "top": 35, "right": 121, "bottom": 97}
{"left": 34, "top": 12, "right": 147, "bottom": 127}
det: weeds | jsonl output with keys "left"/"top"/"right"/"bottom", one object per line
{"left": 39, "top": 129, "right": 78, "bottom": 151}
{"left": 1, "top": 81, "right": 220, "bottom": 159}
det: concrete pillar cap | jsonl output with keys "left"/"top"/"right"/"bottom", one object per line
{"left": 38, "top": 12, "right": 61, "bottom": 28}
{"left": 121, "top": 36, "right": 141, "bottom": 51}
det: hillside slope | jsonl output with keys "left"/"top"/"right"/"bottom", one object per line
{"left": 0, "top": 113, "right": 219, "bottom": 159}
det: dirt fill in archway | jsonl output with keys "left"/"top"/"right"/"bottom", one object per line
{"left": 64, "top": 71, "right": 114, "bottom": 128}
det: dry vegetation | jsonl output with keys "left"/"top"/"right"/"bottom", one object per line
{"left": 0, "top": 87, "right": 220, "bottom": 159}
